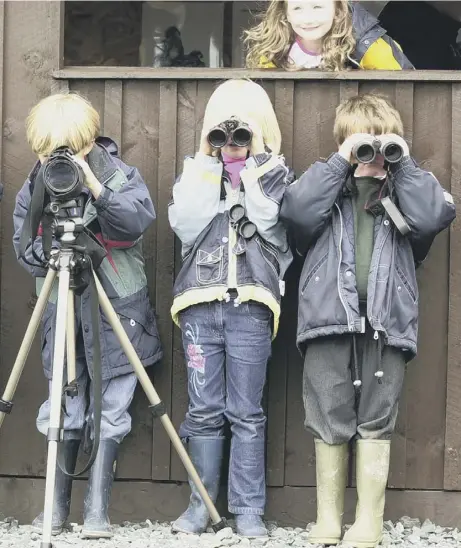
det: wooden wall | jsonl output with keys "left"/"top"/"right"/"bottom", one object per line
{"left": 1, "top": 1, "right": 461, "bottom": 526}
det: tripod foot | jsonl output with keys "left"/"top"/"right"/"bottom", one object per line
{"left": 212, "top": 519, "right": 227, "bottom": 532}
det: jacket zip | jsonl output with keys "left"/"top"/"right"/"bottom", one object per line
{"left": 335, "top": 204, "right": 353, "bottom": 331}
{"left": 225, "top": 177, "right": 239, "bottom": 291}
{"left": 367, "top": 218, "right": 392, "bottom": 340}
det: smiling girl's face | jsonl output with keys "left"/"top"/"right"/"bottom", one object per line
{"left": 286, "top": 0, "right": 336, "bottom": 50}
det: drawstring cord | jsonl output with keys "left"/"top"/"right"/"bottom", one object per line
{"left": 351, "top": 329, "right": 385, "bottom": 391}
{"left": 352, "top": 334, "right": 362, "bottom": 392}
{"left": 374, "top": 330, "right": 384, "bottom": 383}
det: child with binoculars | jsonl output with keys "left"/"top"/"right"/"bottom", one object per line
{"left": 280, "top": 93, "right": 456, "bottom": 548}
{"left": 168, "top": 79, "right": 293, "bottom": 538}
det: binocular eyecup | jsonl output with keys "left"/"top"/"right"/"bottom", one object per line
{"left": 208, "top": 118, "right": 253, "bottom": 149}
{"left": 229, "top": 204, "right": 257, "bottom": 240}
{"left": 352, "top": 139, "right": 404, "bottom": 164}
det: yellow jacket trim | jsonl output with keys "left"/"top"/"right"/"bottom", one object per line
{"left": 171, "top": 285, "right": 281, "bottom": 339}
{"left": 359, "top": 38, "right": 403, "bottom": 70}
{"left": 258, "top": 55, "right": 277, "bottom": 69}
{"left": 259, "top": 37, "right": 405, "bottom": 71}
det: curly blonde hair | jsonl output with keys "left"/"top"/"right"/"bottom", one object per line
{"left": 244, "top": 0, "right": 356, "bottom": 71}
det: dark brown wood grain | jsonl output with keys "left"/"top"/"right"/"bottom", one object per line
{"left": 152, "top": 81, "right": 178, "bottom": 480}
{"left": 387, "top": 83, "right": 414, "bottom": 489}
{"left": 405, "top": 83, "right": 452, "bottom": 490}
{"left": 103, "top": 80, "right": 123, "bottom": 147}
{"left": 0, "top": 0, "right": 63, "bottom": 477}
{"left": 170, "top": 80, "right": 198, "bottom": 483}
{"left": 444, "top": 83, "right": 461, "bottom": 490}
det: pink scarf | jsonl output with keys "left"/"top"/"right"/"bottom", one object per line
{"left": 222, "top": 152, "right": 246, "bottom": 190}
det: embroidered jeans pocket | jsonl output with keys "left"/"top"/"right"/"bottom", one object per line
{"left": 196, "top": 246, "right": 224, "bottom": 285}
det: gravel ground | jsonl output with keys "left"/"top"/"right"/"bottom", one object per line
{"left": 0, "top": 516, "right": 461, "bottom": 548}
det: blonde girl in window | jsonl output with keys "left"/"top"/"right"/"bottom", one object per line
{"left": 244, "top": 0, "right": 413, "bottom": 71}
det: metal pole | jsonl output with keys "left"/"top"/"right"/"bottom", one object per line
{"left": 93, "top": 272, "right": 225, "bottom": 530}
{"left": 41, "top": 251, "right": 72, "bottom": 548}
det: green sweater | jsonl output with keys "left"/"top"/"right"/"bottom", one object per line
{"left": 353, "top": 176, "right": 383, "bottom": 303}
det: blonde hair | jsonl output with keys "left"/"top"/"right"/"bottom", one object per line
{"left": 202, "top": 79, "right": 281, "bottom": 154}
{"left": 334, "top": 94, "right": 404, "bottom": 145}
{"left": 26, "top": 92, "right": 100, "bottom": 156}
{"left": 244, "top": 0, "right": 355, "bottom": 71}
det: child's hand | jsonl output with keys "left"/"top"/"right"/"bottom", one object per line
{"left": 338, "top": 133, "right": 376, "bottom": 164}
{"left": 71, "top": 155, "right": 102, "bottom": 199}
{"left": 248, "top": 122, "right": 265, "bottom": 156}
{"left": 199, "top": 128, "right": 215, "bottom": 157}
{"left": 379, "top": 134, "right": 410, "bottom": 158}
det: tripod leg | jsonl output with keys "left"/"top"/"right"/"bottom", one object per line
{"left": 0, "top": 268, "right": 57, "bottom": 429}
{"left": 65, "top": 291, "right": 78, "bottom": 397}
{"left": 41, "top": 252, "right": 72, "bottom": 547}
{"left": 92, "top": 272, "right": 225, "bottom": 531}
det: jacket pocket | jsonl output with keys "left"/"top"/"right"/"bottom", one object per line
{"left": 301, "top": 252, "right": 328, "bottom": 294}
{"left": 395, "top": 264, "right": 418, "bottom": 304}
{"left": 101, "top": 293, "right": 163, "bottom": 370}
{"left": 256, "top": 238, "right": 280, "bottom": 278}
{"left": 196, "top": 246, "right": 224, "bottom": 285}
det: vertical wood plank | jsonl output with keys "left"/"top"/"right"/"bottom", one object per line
{"left": 405, "top": 83, "right": 452, "bottom": 490}
{"left": 444, "top": 83, "right": 461, "bottom": 490}
{"left": 387, "top": 82, "right": 414, "bottom": 489}
{"left": 152, "top": 81, "right": 178, "bottom": 480}
{"left": 51, "top": 79, "right": 69, "bottom": 94}
{"left": 265, "top": 81, "right": 294, "bottom": 487}
{"left": 339, "top": 81, "right": 359, "bottom": 102}
{"left": 115, "top": 81, "right": 160, "bottom": 480}
{"left": 69, "top": 81, "right": 105, "bottom": 122}
{"left": 104, "top": 81, "right": 123, "bottom": 149}
{"left": 170, "top": 80, "right": 198, "bottom": 482}
{"left": 285, "top": 82, "right": 340, "bottom": 487}
{"left": 0, "top": 0, "right": 65, "bottom": 476}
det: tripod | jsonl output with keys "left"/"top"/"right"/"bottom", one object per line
{"left": 0, "top": 209, "right": 225, "bottom": 548}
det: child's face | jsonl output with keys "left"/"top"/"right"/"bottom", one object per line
{"left": 286, "top": 0, "right": 336, "bottom": 45}
{"left": 221, "top": 144, "right": 249, "bottom": 159}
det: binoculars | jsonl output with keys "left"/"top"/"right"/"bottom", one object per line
{"left": 229, "top": 204, "right": 257, "bottom": 240}
{"left": 207, "top": 118, "right": 253, "bottom": 149}
{"left": 352, "top": 139, "right": 404, "bottom": 164}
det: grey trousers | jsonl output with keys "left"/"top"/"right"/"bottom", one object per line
{"left": 37, "top": 365, "right": 138, "bottom": 444}
{"left": 302, "top": 326, "right": 406, "bottom": 445}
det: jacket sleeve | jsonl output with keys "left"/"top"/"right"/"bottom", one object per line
{"left": 360, "top": 35, "right": 414, "bottom": 70}
{"left": 280, "top": 153, "right": 350, "bottom": 255}
{"left": 168, "top": 153, "right": 223, "bottom": 250}
{"left": 241, "top": 153, "right": 294, "bottom": 250}
{"left": 13, "top": 180, "right": 51, "bottom": 277}
{"left": 93, "top": 162, "right": 156, "bottom": 243}
{"left": 390, "top": 157, "right": 456, "bottom": 264}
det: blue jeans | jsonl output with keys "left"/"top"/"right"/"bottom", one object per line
{"left": 179, "top": 300, "right": 272, "bottom": 515}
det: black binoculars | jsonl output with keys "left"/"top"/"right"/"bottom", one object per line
{"left": 352, "top": 139, "right": 404, "bottom": 164}
{"left": 229, "top": 204, "right": 257, "bottom": 240}
{"left": 207, "top": 118, "right": 253, "bottom": 149}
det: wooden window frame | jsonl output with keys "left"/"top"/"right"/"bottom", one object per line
{"left": 53, "top": 67, "right": 461, "bottom": 82}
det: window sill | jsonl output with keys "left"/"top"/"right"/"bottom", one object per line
{"left": 53, "top": 66, "right": 461, "bottom": 82}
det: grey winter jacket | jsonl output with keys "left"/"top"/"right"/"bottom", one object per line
{"left": 280, "top": 153, "right": 455, "bottom": 360}
{"left": 350, "top": 2, "right": 414, "bottom": 69}
{"left": 13, "top": 137, "right": 163, "bottom": 380}
{"left": 168, "top": 151, "right": 294, "bottom": 338}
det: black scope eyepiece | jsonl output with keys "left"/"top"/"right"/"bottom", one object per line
{"left": 208, "top": 118, "right": 253, "bottom": 149}
{"left": 352, "top": 139, "right": 404, "bottom": 165}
